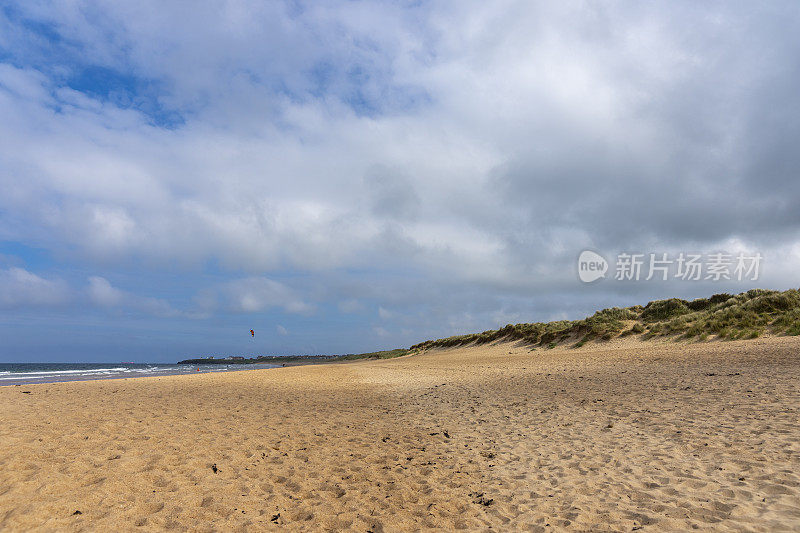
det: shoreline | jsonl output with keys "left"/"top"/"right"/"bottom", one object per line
{"left": 0, "top": 362, "right": 282, "bottom": 387}
{"left": 0, "top": 352, "right": 398, "bottom": 387}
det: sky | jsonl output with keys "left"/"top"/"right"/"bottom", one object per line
{"left": 1, "top": 1, "right": 799, "bottom": 362}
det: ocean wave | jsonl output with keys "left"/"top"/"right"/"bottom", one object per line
{"left": 0, "top": 367, "right": 128, "bottom": 377}
{"left": 0, "top": 363, "right": 278, "bottom": 384}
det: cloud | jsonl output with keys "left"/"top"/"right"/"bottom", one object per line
{"left": 1, "top": 2, "right": 800, "bottom": 356}
{"left": 87, "top": 276, "right": 124, "bottom": 306}
{"left": 198, "top": 277, "right": 314, "bottom": 315}
{"left": 338, "top": 299, "right": 364, "bottom": 313}
{"left": 87, "top": 276, "right": 182, "bottom": 317}
{"left": 0, "top": 267, "right": 71, "bottom": 308}
{"left": 276, "top": 325, "right": 288, "bottom": 336}
{"left": 1, "top": 3, "right": 792, "bottom": 282}
{"left": 364, "top": 165, "right": 421, "bottom": 221}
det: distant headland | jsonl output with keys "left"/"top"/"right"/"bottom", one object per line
{"left": 178, "top": 349, "right": 409, "bottom": 365}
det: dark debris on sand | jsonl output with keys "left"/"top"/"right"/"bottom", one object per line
{"left": 470, "top": 492, "right": 493, "bottom": 506}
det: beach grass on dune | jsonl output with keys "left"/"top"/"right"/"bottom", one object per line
{"left": 410, "top": 288, "right": 800, "bottom": 351}
{"left": 338, "top": 348, "right": 410, "bottom": 360}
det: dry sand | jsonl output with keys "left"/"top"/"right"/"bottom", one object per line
{"left": 1, "top": 336, "right": 799, "bottom": 531}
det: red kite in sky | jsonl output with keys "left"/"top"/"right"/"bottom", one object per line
{"left": 250, "top": 329, "right": 255, "bottom": 337}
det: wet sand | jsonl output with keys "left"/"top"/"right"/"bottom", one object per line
{"left": 1, "top": 336, "right": 799, "bottom": 531}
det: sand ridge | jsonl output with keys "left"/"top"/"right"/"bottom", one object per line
{"left": 1, "top": 337, "right": 799, "bottom": 531}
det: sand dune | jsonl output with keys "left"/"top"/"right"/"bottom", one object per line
{"left": 1, "top": 337, "right": 799, "bottom": 531}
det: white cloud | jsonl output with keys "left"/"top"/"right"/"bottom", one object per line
{"left": 0, "top": 267, "right": 71, "bottom": 308}
{"left": 338, "top": 299, "right": 364, "bottom": 313}
{"left": 87, "top": 276, "right": 125, "bottom": 306}
{"left": 276, "top": 324, "right": 288, "bottom": 336}
{"left": 86, "top": 276, "right": 181, "bottom": 317}
{"left": 199, "top": 277, "right": 314, "bottom": 315}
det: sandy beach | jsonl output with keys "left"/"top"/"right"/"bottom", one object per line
{"left": 1, "top": 337, "right": 799, "bottom": 531}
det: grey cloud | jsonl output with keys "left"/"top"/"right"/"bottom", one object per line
{"left": 364, "top": 165, "right": 421, "bottom": 221}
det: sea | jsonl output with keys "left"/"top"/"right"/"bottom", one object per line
{"left": 0, "top": 362, "right": 281, "bottom": 386}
